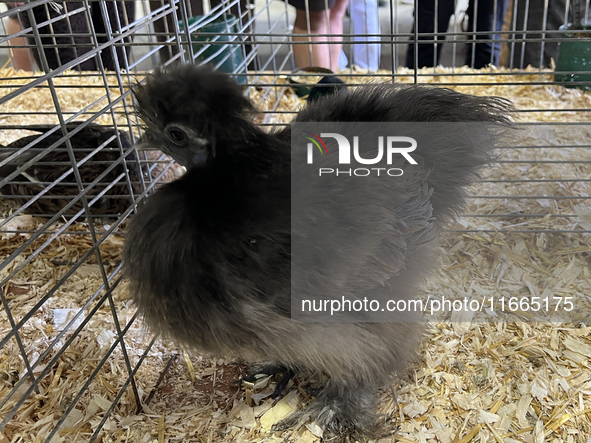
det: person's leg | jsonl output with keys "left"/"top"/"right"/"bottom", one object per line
{"left": 94, "top": 0, "right": 135, "bottom": 71}
{"left": 405, "top": 0, "right": 454, "bottom": 68}
{"left": 350, "top": 0, "right": 381, "bottom": 71}
{"left": 327, "top": 0, "right": 348, "bottom": 70}
{"left": 7, "top": 17, "right": 33, "bottom": 71}
{"left": 466, "top": 0, "right": 509, "bottom": 68}
{"left": 465, "top": 0, "right": 490, "bottom": 68}
{"left": 292, "top": 9, "right": 331, "bottom": 68}
{"left": 492, "top": 0, "right": 510, "bottom": 65}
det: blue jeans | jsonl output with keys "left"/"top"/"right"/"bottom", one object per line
{"left": 406, "top": 0, "right": 510, "bottom": 69}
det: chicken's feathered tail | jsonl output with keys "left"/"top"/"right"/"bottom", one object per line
{"left": 294, "top": 84, "right": 514, "bottom": 224}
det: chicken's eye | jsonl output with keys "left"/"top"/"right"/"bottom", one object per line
{"left": 167, "top": 127, "right": 187, "bottom": 145}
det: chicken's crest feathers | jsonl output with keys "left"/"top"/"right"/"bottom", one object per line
{"left": 134, "top": 64, "right": 253, "bottom": 133}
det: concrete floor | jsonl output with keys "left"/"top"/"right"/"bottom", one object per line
{"left": 0, "top": 0, "right": 469, "bottom": 73}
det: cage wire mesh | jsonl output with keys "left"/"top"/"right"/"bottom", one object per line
{"left": 0, "top": 0, "right": 590, "bottom": 441}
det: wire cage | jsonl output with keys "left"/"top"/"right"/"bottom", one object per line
{"left": 0, "top": 0, "right": 591, "bottom": 441}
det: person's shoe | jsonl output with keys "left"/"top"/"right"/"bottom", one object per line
{"left": 378, "top": 0, "right": 387, "bottom": 6}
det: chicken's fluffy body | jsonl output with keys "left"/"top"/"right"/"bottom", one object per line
{"left": 124, "top": 65, "right": 512, "bottom": 436}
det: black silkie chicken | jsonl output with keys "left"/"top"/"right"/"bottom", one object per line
{"left": 124, "top": 65, "right": 512, "bottom": 436}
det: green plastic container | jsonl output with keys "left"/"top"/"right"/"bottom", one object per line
{"left": 554, "top": 25, "right": 591, "bottom": 90}
{"left": 179, "top": 15, "right": 247, "bottom": 84}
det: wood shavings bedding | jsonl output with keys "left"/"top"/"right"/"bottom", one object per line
{"left": 0, "top": 68, "right": 131, "bottom": 143}
{"left": 1, "top": 66, "right": 591, "bottom": 442}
